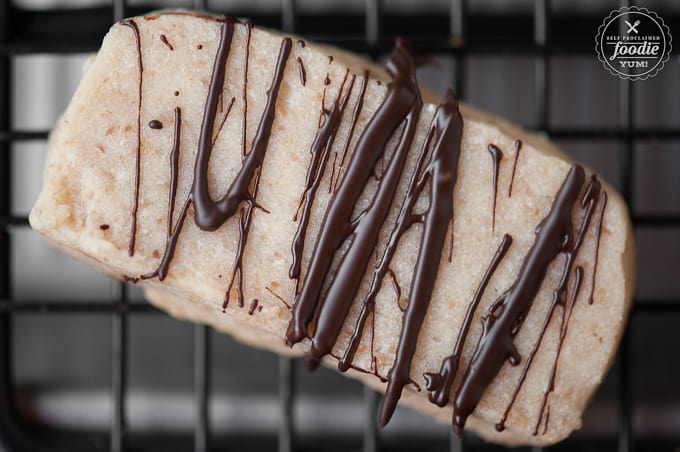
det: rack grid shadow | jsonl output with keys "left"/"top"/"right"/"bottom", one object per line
{"left": 1, "top": 0, "right": 679, "bottom": 451}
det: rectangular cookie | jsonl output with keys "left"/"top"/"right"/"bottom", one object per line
{"left": 29, "top": 11, "right": 634, "bottom": 446}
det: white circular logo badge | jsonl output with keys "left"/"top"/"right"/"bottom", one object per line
{"left": 596, "top": 6, "right": 672, "bottom": 81}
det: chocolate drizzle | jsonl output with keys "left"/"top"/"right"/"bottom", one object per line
{"left": 533, "top": 265, "right": 583, "bottom": 435}
{"left": 160, "top": 34, "right": 174, "bottom": 50}
{"left": 286, "top": 40, "right": 424, "bottom": 349}
{"left": 289, "top": 71, "right": 355, "bottom": 282}
{"left": 242, "top": 21, "right": 252, "bottom": 157}
{"left": 191, "top": 29, "right": 290, "bottom": 231}
{"left": 589, "top": 191, "right": 607, "bottom": 304}
{"left": 424, "top": 233, "right": 512, "bottom": 407}
{"left": 493, "top": 175, "right": 601, "bottom": 435}
{"left": 387, "top": 268, "right": 403, "bottom": 311}
{"left": 508, "top": 140, "right": 522, "bottom": 197}
{"left": 142, "top": 107, "right": 185, "bottom": 281}
{"left": 377, "top": 87, "right": 463, "bottom": 427}
{"left": 121, "top": 13, "right": 612, "bottom": 437}
{"left": 284, "top": 38, "right": 464, "bottom": 428}
{"left": 149, "top": 119, "right": 163, "bottom": 129}
{"left": 120, "top": 19, "right": 143, "bottom": 257}
{"left": 296, "top": 56, "right": 306, "bottom": 86}
{"left": 487, "top": 144, "right": 503, "bottom": 233}
{"left": 451, "top": 165, "right": 599, "bottom": 436}
{"left": 331, "top": 71, "right": 368, "bottom": 192}
{"left": 141, "top": 18, "right": 292, "bottom": 297}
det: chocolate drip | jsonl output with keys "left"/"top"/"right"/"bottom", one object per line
{"left": 533, "top": 265, "right": 583, "bottom": 435}
{"left": 542, "top": 406, "right": 550, "bottom": 435}
{"left": 285, "top": 40, "right": 422, "bottom": 348}
{"left": 297, "top": 39, "right": 306, "bottom": 48}
{"left": 213, "top": 97, "right": 236, "bottom": 145}
{"left": 337, "top": 92, "right": 427, "bottom": 371}
{"left": 242, "top": 21, "right": 252, "bottom": 157}
{"left": 266, "top": 286, "right": 291, "bottom": 309}
{"left": 224, "top": 169, "right": 260, "bottom": 309}
{"left": 424, "top": 233, "right": 512, "bottom": 408}
{"left": 307, "top": 52, "right": 422, "bottom": 371}
{"left": 142, "top": 108, "right": 186, "bottom": 281}
{"left": 142, "top": 22, "right": 290, "bottom": 288}
{"left": 332, "top": 72, "right": 368, "bottom": 192}
{"left": 452, "top": 164, "right": 589, "bottom": 435}
{"left": 487, "top": 144, "right": 503, "bottom": 233}
{"left": 289, "top": 72, "right": 354, "bottom": 282}
{"left": 589, "top": 191, "right": 607, "bottom": 304}
{"left": 508, "top": 140, "right": 522, "bottom": 197}
{"left": 324, "top": 75, "right": 331, "bottom": 86}
{"left": 248, "top": 299, "right": 259, "bottom": 315}
{"left": 120, "top": 19, "right": 143, "bottom": 257}
{"left": 149, "top": 119, "right": 163, "bottom": 129}
{"left": 222, "top": 38, "right": 292, "bottom": 308}
{"left": 296, "top": 56, "right": 306, "bottom": 86}
{"left": 191, "top": 26, "right": 290, "bottom": 231}
{"left": 339, "top": 88, "right": 462, "bottom": 379}
{"left": 494, "top": 175, "right": 601, "bottom": 433}
{"left": 118, "top": 16, "right": 608, "bottom": 437}
{"left": 160, "top": 34, "right": 174, "bottom": 50}
{"left": 387, "top": 268, "right": 403, "bottom": 310}
{"left": 379, "top": 88, "right": 463, "bottom": 427}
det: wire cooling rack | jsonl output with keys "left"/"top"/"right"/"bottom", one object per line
{"left": 1, "top": 0, "right": 679, "bottom": 451}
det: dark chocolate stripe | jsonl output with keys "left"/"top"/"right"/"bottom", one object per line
{"left": 192, "top": 30, "right": 291, "bottom": 231}
{"left": 286, "top": 40, "right": 421, "bottom": 346}
{"left": 190, "top": 18, "right": 235, "bottom": 230}
{"left": 508, "top": 140, "right": 522, "bottom": 198}
{"left": 213, "top": 96, "right": 236, "bottom": 145}
{"left": 332, "top": 71, "right": 368, "bottom": 192}
{"left": 160, "top": 34, "right": 174, "bottom": 50}
{"left": 387, "top": 268, "right": 403, "bottom": 311}
{"left": 452, "top": 164, "right": 586, "bottom": 435}
{"left": 494, "top": 175, "right": 600, "bottom": 434}
{"left": 141, "top": 23, "right": 291, "bottom": 285}
{"left": 533, "top": 265, "right": 583, "bottom": 436}
{"left": 297, "top": 56, "right": 306, "bottom": 86}
{"left": 309, "top": 77, "right": 422, "bottom": 369}
{"left": 589, "top": 191, "right": 607, "bottom": 305}
{"left": 242, "top": 21, "right": 252, "bottom": 157}
{"left": 224, "top": 170, "right": 261, "bottom": 309}
{"left": 338, "top": 90, "right": 454, "bottom": 373}
{"left": 424, "top": 233, "right": 512, "bottom": 408}
{"left": 379, "top": 88, "right": 464, "bottom": 427}
{"left": 142, "top": 107, "right": 183, "bottom": 281}
{"left": 487, "top": 144, "right": 503, "bottom": 233}
{"left": 120, "top": 19, "right": 143, "bottom": 257}
{"left": 289, "top": 72, "right": 354, "bottom": 281}
{"left": 222, "top": 38, "right": 292, "bottom": 307}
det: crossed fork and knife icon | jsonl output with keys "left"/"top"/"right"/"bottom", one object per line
{"left": 625, "top": 19, "right": 641, "bottom": 34}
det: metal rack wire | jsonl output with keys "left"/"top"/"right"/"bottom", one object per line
{"left": 0, "top": 0, "right": 679, "bottom": 451}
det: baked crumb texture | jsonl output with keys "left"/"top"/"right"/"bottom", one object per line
{"left": 30, "top": 11, "right": 634, "bottom": 447}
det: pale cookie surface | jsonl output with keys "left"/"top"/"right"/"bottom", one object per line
{"left": 30, "top": 11, "right": 634, "bottom": 446}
